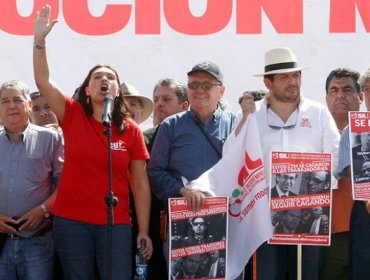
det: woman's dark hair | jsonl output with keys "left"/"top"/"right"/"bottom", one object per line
{"left": 77, "top": 64, "right": 129, "bottom": 133}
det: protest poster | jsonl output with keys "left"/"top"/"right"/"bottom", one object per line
{"left": 268, "top": 151, "right": 332, "bottom": 246}
{"left": 168, "top": 196, "right": 228, "bottom": 280}
{"left": 349, "top": 111, "right": 370, "bottom": 200}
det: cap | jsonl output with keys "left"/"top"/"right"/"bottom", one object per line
{"left": 187, "top": 61, "right": 223, "bottom": 84}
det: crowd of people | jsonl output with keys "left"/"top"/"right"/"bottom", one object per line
{"left": 1, "top": 3, "right": 370, "bottom": 280}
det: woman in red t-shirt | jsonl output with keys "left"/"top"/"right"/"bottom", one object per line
{"left": 33, "top": 5, "right": 153, "bottom": 279}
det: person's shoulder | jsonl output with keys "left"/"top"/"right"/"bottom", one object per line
{"left": 274, "top": 223, "right": 284, "bottom": 233}
{"left": 300, "top": 98, "right": 327, "bottom": 111}
{"left": 124, "top": 117, "right": 142, "bottom": 133}
{"left": 143, "top": 126, "right": 158, "bottom": 136}
{"left": 28, "top": 123, "right": 59, "bottom": 135}
{"left": 255, "top": 99, "right": 266, "bottom": 110}
{"left": 160, "top": 111, "right": 191, "bottom": 128}
{"left": 342, "top": 125, "right": 349, "bottom": 135}
{"left": 352, "top": 144, "right": 361, "bottom": 151}
{"left": 206, "top": 234, "right": 214, "bottom": 240}
{"left": 27, "top": 123, "right": 62, "bottom": 144}
{"left": 218, "top": 108, "right": 236, "bottom": 117}
{"left": 289, "top": 191, "right": 297, "bottom": 196}
{"left": 214, "top": 106, "right": 236, "bottom": 117}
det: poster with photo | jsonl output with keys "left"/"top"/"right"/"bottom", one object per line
{"left": 349, "top": 111, "right": 370, "bottom": 200}
{"left": 168, "top": 196, "right": 228, "bottom": 280}
{"left": 268, "top": 151, "right": 332, "bottom": 246}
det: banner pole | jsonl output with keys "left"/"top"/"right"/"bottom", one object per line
{"left": 297, "top": 244, "right": 302, "bottom": 280}
{"left": 253, "top": 252, "right": 257, "bottom": 280}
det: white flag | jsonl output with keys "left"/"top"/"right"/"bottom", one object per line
{"left": 189, "top": 114, "right": 273, "bottom": 280}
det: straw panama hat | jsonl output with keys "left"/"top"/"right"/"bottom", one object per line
{"left": 254, "top": 47, "right": 309, "bottom": 76}
{"left": 121, "top": 82, "right": 153, "bottom": 123}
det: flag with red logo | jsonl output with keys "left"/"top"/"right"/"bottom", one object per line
{"left": 189, "top": 114, "right": 273, "bottom": 279}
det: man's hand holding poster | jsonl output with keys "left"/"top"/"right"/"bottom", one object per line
{"left": 169, "top": 196, "right": 228, "bottom": 280}
{"left": 268, "top": 151, "right": 332, "bottom": 246}
{"left": 349, "top": 111, "right": 370, "bottom": 200}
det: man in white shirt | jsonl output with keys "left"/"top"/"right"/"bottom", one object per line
{"left": 240, "top": 47, "right": 340, "bottom": 280}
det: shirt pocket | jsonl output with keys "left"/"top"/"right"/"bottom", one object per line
{"left": 23, "top": 153, "right": 51, "bottom": 185}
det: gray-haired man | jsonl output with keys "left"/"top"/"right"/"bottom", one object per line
{"left": 0, "top": 80, "right": 63, "bottom": 279}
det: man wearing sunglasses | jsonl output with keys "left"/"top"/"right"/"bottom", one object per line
{"left": 239, "top": 47, "right": 340, "bottom": 280}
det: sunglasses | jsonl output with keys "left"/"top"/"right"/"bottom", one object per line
{"left": 188, "top": 81, "right": 221, "bottom": 91}
{"left": 267, "top": 106, "right": 299, "bottom": 130}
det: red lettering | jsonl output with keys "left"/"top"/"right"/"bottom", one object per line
{"left": 0, "top": 0, "right": 58, "bottom": 35}
{"left": 236, "top": 0, "right": 303, "bottom": 34}
{"left": 163, "top": 0, "right": 232, "bottom": 35}
{"left": 2, "top": 0, "right": 369, "bottom": 35}
{"left": 63, "top": 0, "right": 131, "bottom": 35}
{"left": 135, "top": 0, "right": 160, "bottom": 34}
{"left": 330, "top": 0, "right": 370, "bottom": 32}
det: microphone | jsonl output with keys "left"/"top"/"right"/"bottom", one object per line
{"left": 102, "top": 95, "right": 113, "bottom": 126}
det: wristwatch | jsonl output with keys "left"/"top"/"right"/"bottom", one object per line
{"left": 40, "top": 204, "right": 50, "bottom": 219}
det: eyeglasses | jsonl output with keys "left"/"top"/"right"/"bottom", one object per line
{"left": 307, "top": 177, "right": 325, "bottom": 184}
{"left": 193, "top": 222, "right": 205, "bottom": 226}
{"left": 267, "top": 106, "right": 299, "bottom": 130}
{"left": 188, "top": 81, "right": 221, "bottom": 91}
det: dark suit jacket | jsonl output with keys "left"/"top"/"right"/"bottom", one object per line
{"left": 196, "top": 257, "right": 225, "bottom": 278}
{"left": 143, "top": 126, "right": 159, "bottom": 153}
{"left": 271, "top": 186, "right": 297, "bottom": 198}
{"left": 181, "top": 234, "right": 214, "bottom": 247}
{"left": 296, "top": 220, "right": 312, "bottom": 234}
{"left": 306, "top": 217, "right": 328, "bottom": 235}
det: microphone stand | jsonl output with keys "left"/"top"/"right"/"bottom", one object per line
{"left": 103, "top": 119, "right": 118, "bottom": 280}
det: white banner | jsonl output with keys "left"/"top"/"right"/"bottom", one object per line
{"left": 1, "top": 1, "right": 369, "bottom": 129}
{"left": 190, "top": 114, "right": 273, "bottom": 279}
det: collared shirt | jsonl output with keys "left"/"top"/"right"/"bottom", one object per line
{"left": 310, "top": 217, "right": 322, "bottom": 234}
{"left": 254, "top": 97, "right": 340, "bottom": 188}
{"left": 338, "top": 126, "right": 350, "bottom": 176}
{"left": 332, "top": 126, "right": 353, "bottom": 233}
{"left": 209, "top": 259, "right": 219, "bottom": 278}
{"left": 0, "top": 123, "right": 64, "bottom": 237}
{"left": 148, "top": 107, "right": 236, "bottom": 200}
{"left": 276, "top": 186, "right": 288, "bottom": 197}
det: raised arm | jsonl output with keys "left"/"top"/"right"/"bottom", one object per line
{"left": 235, "top": 93, "right": 256, "bottom": 136}
{"left": 33, "top": 4, "right": 66, "bottom": 122}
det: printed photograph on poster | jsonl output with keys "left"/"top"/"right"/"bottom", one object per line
{"left": 349, "top": 111, "right": 370, "bottom": 200}
{"left": 268, "top": 151, "right": 332, "bottom": 246}
{"left": 168, "top": 196, "right": 228, "bottom": 280}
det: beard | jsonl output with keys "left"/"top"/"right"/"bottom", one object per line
{"left": 273, "top": 87, "right": 300, "bottom": 103}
